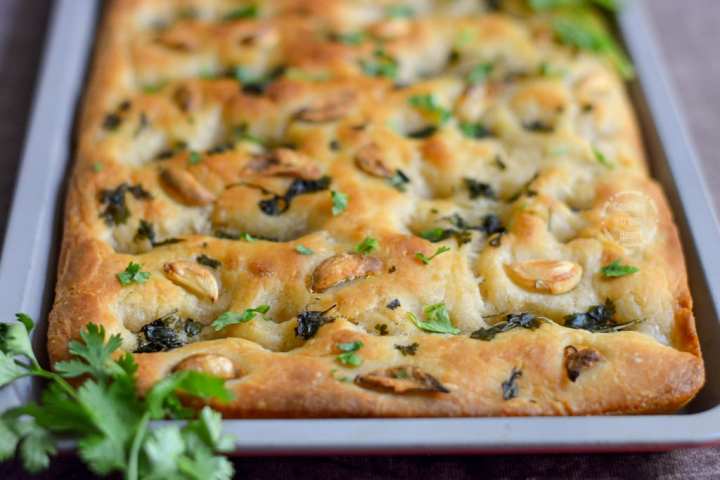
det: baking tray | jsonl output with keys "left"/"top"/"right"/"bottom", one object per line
{"left": 2, "top": 0, "right": 720, "bottom": 455}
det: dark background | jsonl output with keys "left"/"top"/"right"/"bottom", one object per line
{"left": 1, "top": 1, "right": 719, "bottom": 478}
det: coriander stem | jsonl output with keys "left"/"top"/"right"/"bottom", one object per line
{"left": 126, "top": 411, "right": 151, "bottom": 480}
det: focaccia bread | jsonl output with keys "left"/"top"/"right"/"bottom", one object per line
{"left": 48, "top": 0, "right": 704, "bottom": 417}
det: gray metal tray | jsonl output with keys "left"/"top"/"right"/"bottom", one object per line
{"left": 2, "top": 0, "right": 720, "bottom": 454}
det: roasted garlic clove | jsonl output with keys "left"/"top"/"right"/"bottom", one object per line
{"left": 160, "top": 166, "right": 216, "bottom": 206}
{"left": 295, "top": 91, "right": 355, "bottom": 123}
{"left": 163, "top": 260, "right": 219, "bottom": 301}
{"left": 354, "top": 142, "right": 392, "bottom": 178}
{"left": 311, "top": 253, "right": 382, "bottom": 292}
{"left": 506, "top": 259, "right": 582, "bottom": 294}
{"left": 174, "top": 354, "right": 236, "bottom": 379}
{"left": 355, "top": 366, "right": 449, "bottom": 394}
{"left": 244, "top": 148, "right": 321, "bottom": 179}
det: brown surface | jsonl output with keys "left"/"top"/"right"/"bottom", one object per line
{"left": 1, "top": 0, "right": 720, "bottom": 478}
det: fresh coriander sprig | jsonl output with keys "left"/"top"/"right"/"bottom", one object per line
{"left": 408, "top": 303, "right": 461, "bottom": 334}
{"left": 212, "top": 305, "right": 271, "bottom": 331}
{"left": 415, "top": 246, "right": 451, "bottom": 265}
{"left": 355, "top": 236, "right": 379, "bottom": 255}
{"left": 0, "top": 315, "right": 235, "bottom": 479}
{"left": 601, "top": 260, "right": 639, "bottom": 278}
{"left": 117, "top": 262, "right": 150, "bottom": 286}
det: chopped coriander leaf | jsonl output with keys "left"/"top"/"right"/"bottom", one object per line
{"left": 117, "top": 262, "right": 150, "bottom": 286}
{"left": 223, "top": 5, "right": 258, "bottom": 21}
{"left": 408, "top": 303, "right": 461, "bottom": 334}
{"left": 388, "top": 169, "right": 411, "bottom": 192}
{"left": 188, "top": 151, "right": 202, "bottom": 165}
{"left": 295, "top": 245, "right": 314, "bottom": 255}
{"left": 408, "top": 94, "right": 452, "bottom": 125}
{"left": 601, "top": 260, "right": 639, "bottom": 278}
{"left": 593, "top": 147, "right": 613, "bottom": 168}
{"left": 420, "top": 227, "right": 453, "bottom": 243}
{"left": 467, "top": 63, "right": 493, "bottom": 85}
{"left": 355, "top": 236, "right": 379, "bottom": 254}
{"left": 233, "top": 124, "right": 263, "bottom": 144}
{"left": 331, "top": 31, "right": 365, "bottom": 45}
{"left": 415, "top": 246, "right": 450, "bottom": 265}
{"left": 459, "top": 121, "right": 492, "bottom": 139}
{"left": 211, "top": 305, "right": 270, "bottom": 331}
{"left": 360, "top": 49, "right": 398, "bottom": 79}
{"left": 239, "top": 232, "right": 256, "bottom": 242}
{"left": 196, "top": 254, "right": 221, "bottom": 269}
{"left": 337, "top": 341, "right": 363, "bottom": 352}
{"left": 336, "top": 352, "right": 362, "bottom": 367}
{"left": 331, "top": 190, "right": 349, "bottom": 215}
{"left": 385, "top": 4, "right": 415, "bottom": 18}
{"left": 92, "top": 162, "right": 103, "bottom": 173}
{"left": 551, "top": 13, "right": 634, "bottom": 79}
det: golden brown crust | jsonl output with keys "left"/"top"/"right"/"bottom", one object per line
{"left": 48, "top": 0, "right": 704, "bottom": 417}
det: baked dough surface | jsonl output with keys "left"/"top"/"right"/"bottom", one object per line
{"left": 48, "top": 0, "right": 704, "bottom": 416}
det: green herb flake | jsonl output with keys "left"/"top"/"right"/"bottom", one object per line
{"left": 385, "top": 4, "right": 415, "bottom": 18}
{"left": 408, "top": 303, "right": 461, "bottom": 335}
{"left": 223, "top": 5, "right": 258, "bottom": 21}
{"left": 330, "top": 368, "right": 352, "bottom": 382}
{"left": 332, "top": 31, "right": 365, "bottom": 45}
{"left": 239, "top": 232, "right": 256, "bottom": 242}
{"left": 211, "top": 305, "right": 270, "bottom": 331}
{"left": 415, "top": 246, "right": 450, "bottom": 265}
{"left": 593, "top": 147, "right": 613, "bottom": 169}
{"left": 336, "top": 341, "right": 363, "bottom": 367}
{"left": 355, "top": 236, "right": 379, "bottom": 254}
{"left": 408, "top": 94, "right": 452, "bottom": 125}
{"left": 467, "top": 63, "right": 494, "bottom": 85}
{"left": 360, "top": 49, "right": 398, "bottom": 79}
{"left": 92, "top": 162, "right": 103, "bottom": 173}
{"left": 116, "top": 262, "right": 150, "bottom": 286}
{"left": 295, "top": 245, "right": 314, "bottom": 255}
{"left": 331, "top": 190, "right": 349, "bottom": 216}
{"left": 601, "top": 260, "right": 639, "bottom": 278}
{"left": 188, "top": 151, "right": 202, "bottom": 165}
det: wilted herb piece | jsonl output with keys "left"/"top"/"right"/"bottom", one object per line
{"left": 258, "top": 176, "right": 331, "bottom": 216}
{"left": 331, "top": 190, "right": 349, "bottom": 215}
{"left": 601, "top": 260, "right": 639, "bottom": 278}
{"left": 420, "top": 227, "right": 453, "bottom": 243}
{"left": 564, "top": 345, "right": 602, "bottom": 382}
{"left": 336, "top": 341, "right": 363, "bottom": 367}
{"left": 388, "top": 169, "right": 411, "bottom": 192}
{"left": 295, "top": 305, "right": 336, "bottom": 340}
{"left": 153, "top": 237, "right": 183, "bottom": 247}
{"left": 196, "top": 254, "right": 221, "bottom": 269}
{"left": 330, "top": 31, "right": 365, "bottom": 45}
{"left": 223, "top": 5, "right": 258, "bottom": 20}
{"left": 117, "top": 262, "right": 150, "bottom": 286}
{"left": 470, "top": 313, "right": 540, "bottom": 341}
{"left": 135, "top": 312, "right": 202, "bottom": 353}
{"left": 408, "top": 303, "right": 461, "bottom": 335}
{"left": 523, "top": 120, "right": 554, "bottom": 133}
{"left": 235, "top": 65, "right": 286, "bottom": 95}
{"left": 502, "top": 368, "right": 522, "bottom": 400}
{"left": 295, "top": 245, "right": 314, "bottom": 255}
{"left": 233, "top": 124, "right": 263, "bottom": 144}
{"left": 415, "top": 246, "right": 450, "bottom": 265}
{"left": 494, "top": 156, "right": 507, "bottom": 170}
{"left": 405, "top": 125, "right": 437, "bottom": 139}
{"left": 360, "top": 49, "right": 398, "bottom": 79}
{"left": 211, "top": 305, "right": 270, "bottom": 331}
{"left": 98, "top": 183, "right": 152, "bottom": 226}
{"left": 394, "top": 342, "right": 419, "bottom": 356}
{"left": 467, "top": 62, "right": 493, "bottom": 84}
{"left": 408, "top": 94, "right": 452, "bottom": 125}
{"left": 355, "top": 236, "right": 379, "bottom": 254}
{"left": 206, "top": 142, "right": 235, "bottom": 155}
{"left": 385, "top": 4, "right": 415, "bottom": 18}
{"left": 374, "top": 323, "right": 389, "bottom": 335}
{"left": 459, "top": 122, "right": 493, "bottom": 139}
{"left": 507, "top": 173, "right": 539, "bottom": 202}
{"left": 564, "top": 299, "right": 638, "bottom": 332}
{"left": 593, "top": 146, "right": 613, "bottom": 169}
{"left": 386, "top": 299, "right": 401, "bottom": 310}
{"left": 135, "top": 219, "right": 156, "bottom": 244}
{"left": 481, "top": 214, "right": 505, "bottom": 236}
{"left": 464, "top": 178, "right": 496, "bottom": 200}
